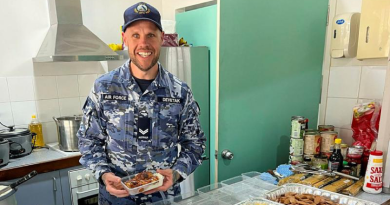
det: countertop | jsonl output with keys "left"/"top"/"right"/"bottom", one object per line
{"left": 0, "top": 143, "right": 81, "bottom": 181}
{"left": 0, "top": 146, "right": 388, "bottom": 205}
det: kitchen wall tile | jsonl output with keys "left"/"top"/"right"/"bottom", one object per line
{"left": 7, "top": 77, "right": 35, "bottom": 101}
{"left": 79, "top": 96, "right": 88, "bottom": 109}
{"left": 36, "top": 99, "right": 60, "bottom": 123}
{"left": 56, "top": 75, "right": 79, "bottom": 98}
{"left": 325, "top": 98, "right": 357, "bottom": 129}
{"left": 0, "top": 78, "right": 10, "bottom": 103}
{"left": 11, "top": 101, "right": 36, "bottom": 125}
{"left": 334, "top": 127, "right": 355, "bottom": 146}
{"left": 78, "top": 74, "right": 96, "bottom": 96}
{"left": 42, "top": 122, "right": 58, "bottom": 144}
{"left": 359, "top": 66, "right": 387, "bottom": 99}
{"left": 59, "top": 98, "right": 82, "bottom": 116}
{"left": 0, "top": 102, "right": 14, "bottom": 125}
{"left": 328, "top": 66, "right": 361, "bottom": 98}
{"left": 34, "top": 76, "right": 58, "bottom": 100}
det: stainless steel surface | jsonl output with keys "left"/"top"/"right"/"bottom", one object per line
{"left": 222, "top": 149, "right": 234, "bottom": 160}
{"left": 53, "top": 116, "right": 81, "bottom": 151}
{"left": 0, "top": 185, "right": 17, "bottom": 205}
{"left": 265, "top": 183, "right": 379, "bottom": 205}
{"left": 0, "top": 140, "right": 9, "bottom": 166}
{"left": 33, "top": 0, "right": 122, "bottom": 62}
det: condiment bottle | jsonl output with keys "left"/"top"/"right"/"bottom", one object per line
{"left": 363, "top": 150, "right": 383, "bottom": 194}
{"left": 28, "top": 114, "right": 45, "bottom": 147}
{"left": 328, "top": 139, "right": 343, "bottom": 172}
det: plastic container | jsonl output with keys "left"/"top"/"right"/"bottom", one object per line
{"left": 121, "top": 172, "right": 164, "bottom": 195}
{"left": 28, "top": 114, "right": 45, "bottom": 147}
{"left": 363, "top": 150, "right": 383, "bottom": 194}
{"left": 197, "top": 183, "right": 241, "bottom": 204}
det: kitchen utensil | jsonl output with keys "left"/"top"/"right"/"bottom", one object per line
{"left": 53, "top": 116, "right": 81, "bottom": 151}
{"left": 0, "top": 126, "right": 35, "bottom": 158}
{"left": 0, "top": 170, "right": 38, "bottom": 197}
{"left": 0, "top": 139, "right": 9, "bottom": 167}
{"left": 0, "top": 183, "right": 17, "bottom": 205}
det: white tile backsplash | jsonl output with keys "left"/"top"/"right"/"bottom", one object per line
{"left": 325, "top": 98, "right": 357, "bottom": 129}
{"left": 359, "top": 66, "right": 387, "bottom": 99}
{"left": 36, "top": 99, "right": 60, "bottom": 123}
{"left": 34, "top": 76, "right": 58, "bottom": 100}
{"left": 79, "top": 96, "right": 88, "bottom": 109}
{"left": 59, "top": 98, "right": 82, "bottom": 116}
{"left": 56, "top": 75, "right": 79, "bottom": 98}
{"left": 328, "top": 66, "right": 361, "bottom": 98}
{"left": 334, "top": 127, "right": 355, "bottom": 146}
{"left": 78, "top": 74, "right": 96, "bottom": 96}
{"left": 42, "top": 122, "right": 58, "bottom": 144}
{"left": 7, "top": 77, "right": 35, "bottom": 101}
{"left": 0, "top": 78, "right": 10, "bottom": 103}
{"left": 0, "top": 102, "right": 14, "bottom": 125}
{"left": 11, "top": 101, "right": 36, "bottom": 125}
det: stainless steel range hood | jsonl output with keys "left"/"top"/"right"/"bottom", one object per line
{"left": 33, "top": 0, "right": 122, "bottom": 62}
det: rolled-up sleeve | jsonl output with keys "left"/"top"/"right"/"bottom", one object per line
{"left": 77, "top": 87, "right": 111, "bottom": 181}
{"left": 172, "top": 91, "right": 206, "bottom": 180}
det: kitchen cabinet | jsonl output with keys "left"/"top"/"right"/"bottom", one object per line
{"left": 14, "top": 170, "right": 63, "bottom": 205}
{"left": 9, "top": 165, "right": 82, "bottom": 205}
{"left": 357, "top": 0, "right": 390, "bottom": 60}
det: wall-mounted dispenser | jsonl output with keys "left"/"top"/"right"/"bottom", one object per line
{"left": 330, "top": 13, "right": 360, "bottom": 58}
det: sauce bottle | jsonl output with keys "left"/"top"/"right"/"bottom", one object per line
{"left": 328, "top": 138, "right": 343, "bottom": 172}
{"left": 28, "top": 114, "right": 45, "bottom": 147}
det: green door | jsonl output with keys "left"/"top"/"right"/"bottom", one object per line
{"left": 218, "top": 0, "right": 328, "bottom": 181}
{"left": 176, "top": 5, "right": 217, "bottom": 188}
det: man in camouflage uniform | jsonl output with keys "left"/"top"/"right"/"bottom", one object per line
{"left": 77, "top": 2, "right": 206, "bottom": 204}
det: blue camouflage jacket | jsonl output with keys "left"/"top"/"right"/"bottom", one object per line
{"left": 77, "top": 60, "right": 206, "bottom": 204}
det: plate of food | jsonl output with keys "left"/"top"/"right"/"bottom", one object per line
{"left": 121, "top": 170, "right": 164, "bottom": 195}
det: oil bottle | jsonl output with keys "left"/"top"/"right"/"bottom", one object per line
{"left": 28, "top": 114, "right": 45, "bottom": 147}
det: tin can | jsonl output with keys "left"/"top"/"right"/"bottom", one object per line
{"left": 290, "top": 138, "right": 304, "bottom": 156}
{"left": 320, "top": 131, "right": 338, "bottom": 153}
{"left": 289, "top": 155, "right": 303, "bottom": 165}
{"left": 291, "top": 116, "right": 306, "bottom": 139}
{"left": 318, "top": 125, "right": 335, "bottom": 132}
{"left": 304, "top": 132, "right": 321, "bottom": 155}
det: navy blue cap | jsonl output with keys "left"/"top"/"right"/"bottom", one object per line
{"left": 122, "top": 2, "right": 162, "bottom": 32}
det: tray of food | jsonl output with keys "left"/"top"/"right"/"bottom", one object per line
{"left": 121, "top": 170, "right": 164, "bottom": 195}
{"left": 264, "top": 183, "right": 379, "bottom": 205}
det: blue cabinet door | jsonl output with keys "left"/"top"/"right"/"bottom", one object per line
{"left": 14, "top": 171, "right": 63, "bottom": 205}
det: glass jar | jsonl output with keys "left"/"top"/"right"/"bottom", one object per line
{"left": 340, "top": 144, "right": 348, "bottom": 160}
{"left": 314, "top": 155, "right": 328, "bottom": 170}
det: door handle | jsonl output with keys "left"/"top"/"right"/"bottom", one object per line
{"left": 221, "top": 149, "right": 234, "bottom": 160}
{"left": 53, "top": 177, "right": 57, "bottom": 191}
{"left": 365, "top": 26, "right": 370, "bottom": 43}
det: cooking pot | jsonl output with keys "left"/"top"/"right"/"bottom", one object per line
{"left": 0, "top": 183, "right": 17, "bottom": 205}
{"left": 0, "top": 127, "right": 35, "bottom": 158}
{"left": 0, "top": 139, "right": 9, "bottom": 167}
{"left": 53, "top": 116, "right": 81, "bottom": 151}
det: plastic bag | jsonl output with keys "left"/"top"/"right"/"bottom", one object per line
{"left": 351, "top": 101, "right": 381, "bottom": 150}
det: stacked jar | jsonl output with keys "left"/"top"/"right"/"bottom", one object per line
{"left": 303, "top": 130, "right": 321, "bottom": 163}
{"left": 289, "top": 116, "right": 307, "bottom": 164}
{"left": 320, "top": 130, "right": 338, "bottom": 159}
{"left": 347, "top": 145, "right": 364, "bottom": 177}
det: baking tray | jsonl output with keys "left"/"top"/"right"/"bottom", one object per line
{"left": 121, "top": 172, "right": 164, "bottom": 195}
{"left": 264, "top": 183, "right": 379, "bottom": 205}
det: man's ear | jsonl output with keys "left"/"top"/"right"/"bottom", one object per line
{"left": 122, "top": 32, "right": 127, "bottom": 44}
{"left": 160, "top": 31, "right": 165, "bottom": 45}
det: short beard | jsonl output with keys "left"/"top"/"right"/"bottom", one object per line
{"left": 130, "top": 50, "right": 160, "bottom": 72}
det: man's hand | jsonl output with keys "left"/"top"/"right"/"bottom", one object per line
{"left": 102, "top": 172, "right": 129, "bottom": 197}
{"left": 143, "top": 169, "right": 182, "bottom": 195}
